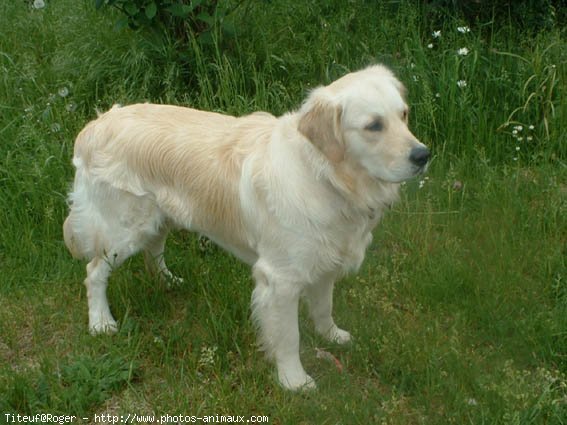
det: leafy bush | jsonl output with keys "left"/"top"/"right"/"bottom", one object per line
{"left": 422, "top": 0, "right": 563, "bottom": 32}
{"left": 94, "top": 0, "right": 238, "bottom": 43}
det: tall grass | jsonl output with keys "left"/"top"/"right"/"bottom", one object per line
{"left": 0, "top": 1, "right": 565, "bottom": 424}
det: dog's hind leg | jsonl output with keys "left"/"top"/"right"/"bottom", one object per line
{"left": 85, "top": 256, "right": 117, "bottom": 335}
{"left": 143, "top": 227, "right": 183, "bottom": 287}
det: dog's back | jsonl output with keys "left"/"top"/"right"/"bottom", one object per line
{"left": 63, "top": 104, "right": 276, "bottom": 263}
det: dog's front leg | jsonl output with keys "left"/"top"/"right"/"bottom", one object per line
{"left": 251, "top": 261, "right": 315, "bottom": 391}
{"left": 304, "top": 278, "right": 351, "bottom": 344}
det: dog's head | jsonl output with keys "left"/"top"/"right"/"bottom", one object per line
{"left": 298, "top": 65, "right": 429, "bottom": 183}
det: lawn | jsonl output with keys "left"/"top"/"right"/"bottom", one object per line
{"left": 0, "top": 1, "right": 565, "bottom": 424}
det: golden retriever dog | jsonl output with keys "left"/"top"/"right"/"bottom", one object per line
{"left": 63, "top": 64, "right": 429, "bottom": 390}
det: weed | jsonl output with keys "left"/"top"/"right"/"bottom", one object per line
{"left": 1, "top": 354, "right": 137, "bottom": 415}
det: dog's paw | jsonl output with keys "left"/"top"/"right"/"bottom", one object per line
{"left": 89, "top": 317, "right": 118, "bottom": 335}
{"left": 328, "top": 326, "right": 352, "bottom": 344}
{"left": 164, "top": 273, "right": 184, "bottom": 289}
{"left": 278, "top": 370, "right": 317, "bottom": 391}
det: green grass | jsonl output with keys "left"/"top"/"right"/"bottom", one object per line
{"left": 1, "top": 1, "right": 566, "bottom": 424}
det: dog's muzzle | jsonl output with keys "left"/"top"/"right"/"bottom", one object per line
{"left": 409, "top": 146, "right": 431, "bottom": 168}
{"left": 410, "top": 146, "right": 431, "bottom": 175}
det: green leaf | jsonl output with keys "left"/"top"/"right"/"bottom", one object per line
{"left": 145, "top": 2, "right": 157, "bottom": 19}
{"left": 196, "top": 11, "right": 214, "bottom": 25}
{"left": 198, "top": 30, "right": 214, "bottom": 45}
{"left": 123, "top": 2, "right": 139, "bottom": 16}
{"left": 114, "top": 15, "right": 129, "bottom": 31}
{"left": 221, "top": 17, "right": 236, "bottom": 37}
{"left": 94, "top": 0, "right": 105, "bottom": 10}
{"left": 166, "top": 3, "right": 194, "bottom": 18}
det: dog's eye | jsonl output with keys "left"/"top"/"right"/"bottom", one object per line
{"left": 365, "top": 119, "right": 383, "bottom": 132}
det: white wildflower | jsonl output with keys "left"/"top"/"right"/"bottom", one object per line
{"left": 457, "top": 80, "right": 467, "bottom": 88}
{"left": 457, "top": 47, "right": 470, "bottom": 56}
{"left": 65, "top": 102, "right": 77, "bottom": 113}
{"left": 529, "top": 125, "right": 535, "bottom": 130}
{"left": 427, "top": 43, "right": 434, "bottom": 49}
{"left": 527, "top": 136, "right": 533, "bottom": 141}
{"left": 432, "top": 30, "right": 441, "bottom": 38}
{"left": 198, "top": 345, "right": 218, "bottom": 369}
{"left": 516, "top": 146, "right": 521, "bottom": 151}
{"left": 58, "top": 87, "right": 69, "bottom": 98}
{"left": 513, "top": 125, "right": 523, "bottom": 132}
{"left": 33, "top": 0, "right": 45, "bottom": 9}
{"left": 457, "top": 26, "right": 471, "bottom": 34}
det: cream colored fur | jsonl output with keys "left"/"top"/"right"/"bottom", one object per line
{"left": 63, "top": 64, "right": 429, "bottom": 390}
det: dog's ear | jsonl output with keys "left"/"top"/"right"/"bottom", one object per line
{"left": 298, "top": 99, "right": 344, "bottom": 163}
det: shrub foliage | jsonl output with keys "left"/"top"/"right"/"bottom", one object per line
{"left": 422, "top": 0, "right": 565, "bottom": 31}
{"left": 94, "top": 0, "right": 235, "bottom": 42}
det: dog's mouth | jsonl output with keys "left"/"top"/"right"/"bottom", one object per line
{"left": 374, "top": 165, "right": 428, "bottom": 184}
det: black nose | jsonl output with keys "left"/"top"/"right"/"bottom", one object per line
{"left": 409, "top": 146, "right": 430, "bottom": 167}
